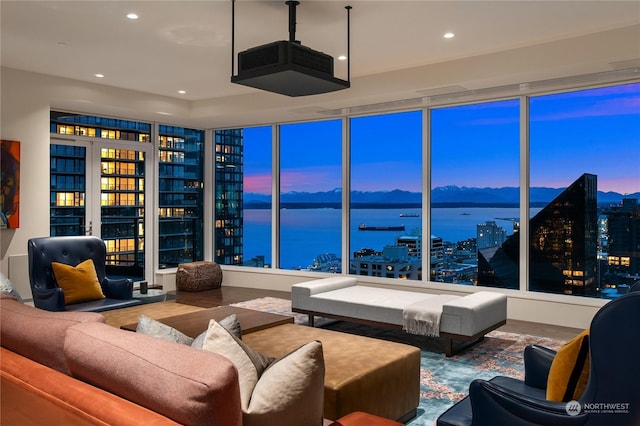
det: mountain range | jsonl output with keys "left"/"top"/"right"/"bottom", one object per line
{"left": 244, "top": 186, "right": 640, "bottom": 207}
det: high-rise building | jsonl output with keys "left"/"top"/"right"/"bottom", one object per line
{"left": 607, "top": 198, "right": 640, "bottom": 276}
{"left": 214, "top": 129, "right": 244, "bottom": 265}
{"left": 157, "top": 126, "right": 204, "bottom": 268}
{"left": 476, "top": 221, "right": 507, "bottom": 250}
{"left": 479, "top": 173, "right": 598, "bottom": 295}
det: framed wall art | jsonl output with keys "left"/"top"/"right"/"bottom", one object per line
{"left": 1, "top": 139, "right": 20, "bottom": 229}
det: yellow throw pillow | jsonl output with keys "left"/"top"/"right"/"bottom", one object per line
{"left": 51, "top": 259, "right": 105, "bottom": 305}
{"left": 546, "top": 328, "right": 590, "bottom": 402}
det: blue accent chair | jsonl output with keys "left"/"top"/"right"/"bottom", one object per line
{"left": 436, "top": 291, "right": 640, "bottom": 426}
{"left": 28, "top": 236, "right": 141, "bottom": 312}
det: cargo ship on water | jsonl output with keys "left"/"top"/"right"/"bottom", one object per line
{"left": 358, "top": 224, "right": 405, "bottom": 231}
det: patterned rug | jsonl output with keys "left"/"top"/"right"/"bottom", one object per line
{"left": 231, "top": 297, "right": 564, "bottom": 425}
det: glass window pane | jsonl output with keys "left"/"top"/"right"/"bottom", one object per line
{"left": 280, "top": 120, "right": 342, "bottom": 271}
{"left": 50, "top": 111, "right": 151, "bottom": 142}
{"left": 431, "top": 100, "right": 520, "bottom": 287}
{"left": 529, "top": 83, "right": 640, "bottom": 298}
{"left": 158, "top": 125, "right": 204, "bottom": 269}
{"left": 349, "top": 111, "right": 423, "bottom": 280}
{"left": 243, "top": 126, "right": 272, "bottom": 268}
{"left": 214, "top": 129, "right": 244, "bottom": 265}
{"left": 50, "top": 144, "right": 86, "bottom": 236}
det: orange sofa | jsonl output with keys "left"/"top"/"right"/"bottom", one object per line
{"left": 0, "top": 294, "right": 242, "bottom": 425}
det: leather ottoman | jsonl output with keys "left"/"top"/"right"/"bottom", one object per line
{"left": 243, "top": 323, "right": 420, "bottom": 422}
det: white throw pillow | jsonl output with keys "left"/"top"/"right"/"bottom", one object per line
{"left": 202, "top": 319, "right": 325, "bottom": 425}
{"left": 193, "top": 314, "right": 241, "bottom": 349}
{"left": 0, "top": 272, "right": 23, "bottom": 302}
{"left": 244, "top": 340, "right": 325, "bottom": 426}
{"left": 202, "top": 319, "right": 272, "bottom": 409}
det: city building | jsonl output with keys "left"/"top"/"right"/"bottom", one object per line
{"left": 476, "top": 221, "right": 506, "bottom": 251}
{"left": 214, "top": 130, "right": 244, "bottom": 266}
{"left": 479, "top": 174, "right": 599, "bottom": 295}
{"left": 158, "top": 125, "right": 204, "bottom": 269}
{"left": 606, "top": 198, "right": 640, "bottom": 278}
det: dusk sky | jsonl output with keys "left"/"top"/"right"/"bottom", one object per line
{"left": 243, "top": 82, "right": 639, "bottom": 196}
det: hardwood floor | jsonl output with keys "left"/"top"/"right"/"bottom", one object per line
{"left": 172, "top": 286, "right": 290, "bottom": 308}
{"left": 173, "top": 286, "right": 582, "bottom": 342}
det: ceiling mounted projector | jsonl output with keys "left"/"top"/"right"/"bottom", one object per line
{"left": 230, "top": 0, "right": 351, "bottom": 97}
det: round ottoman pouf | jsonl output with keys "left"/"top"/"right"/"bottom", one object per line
{"left": 176, "top": 261, "right": 223, "bottom": 292}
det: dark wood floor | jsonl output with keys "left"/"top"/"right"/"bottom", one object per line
{"left": 172, "top": 286, "right": 582, "bottom": 341}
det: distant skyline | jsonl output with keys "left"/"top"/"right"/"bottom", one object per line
{"left": 243, "top": 82, "right": 639, "bottom": 196}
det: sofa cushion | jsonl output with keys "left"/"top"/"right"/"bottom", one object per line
{"left": 0, "top": 296, "right": 104, "bottom": 374}
{"left": 51, "top": 259, "right": 105, "bottom": 305}
{"left": 64, "top": 322, "right": 242, "bottom": 426}
{"left": 546, "top": 328, "right": 590, "bottom": 402}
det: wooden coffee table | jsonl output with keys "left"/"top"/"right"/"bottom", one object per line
{"left": 121, "top": 305, "right": 293, "bottom": 337}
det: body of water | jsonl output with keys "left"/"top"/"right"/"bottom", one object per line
{"left": 244, "top": 207, "right": 541, "bottom": 269}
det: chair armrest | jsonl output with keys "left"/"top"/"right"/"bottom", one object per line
{"left": 468, "top": 379, "right": 586, "bottom": 426}
{"left": 32, "top": 287, "right": 66, "bottom": 311}
{"left": 524, "top": 344, "right": 557, "bottom": 389}
{"left": 101, "top": 278, "right": 133, "bottom": 300}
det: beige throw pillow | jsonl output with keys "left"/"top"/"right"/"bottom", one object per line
{"left": 244, "top": 340, "right": 325, "bottom": 426}
{"left": 202, "top": 319, "right": 325, "bottom": 426}
{"left": 202, "top": 319, "right": 272, "bottom": 409}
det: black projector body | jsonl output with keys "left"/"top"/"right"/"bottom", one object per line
{"left": 231, "top": 40, "right": 350, "bottom": 97}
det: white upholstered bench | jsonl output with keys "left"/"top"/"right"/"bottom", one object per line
{"left": 291, "top": 277, "right": 507, "bottom": 356}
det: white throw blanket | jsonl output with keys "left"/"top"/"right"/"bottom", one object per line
{"left": 403, "top": 295, "right": 460, "bottom": 337}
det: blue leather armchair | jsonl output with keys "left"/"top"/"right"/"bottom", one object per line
{"left": 28, "top": 236, "right": 142, "bottom": 312}
{"left": 436, "top": 291, "right": 640, "bottom": 426}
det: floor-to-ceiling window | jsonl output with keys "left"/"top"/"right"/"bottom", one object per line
{"left": 214, "top": 126, "right": 273, "bottom": 268}
{"left": 279, "top": 120, "right": 342, "bottom": 271}
{"left": 349, "top": 111, "right": 423, "bottom": 280}
{"left": 50, "top": 79, "right": 638, "bottom": 302}
{"left": 430, "top": 100, "right": 521, "bottom": 288}
{"left": 529, "top": 82, "right": 640, "bottom": 298}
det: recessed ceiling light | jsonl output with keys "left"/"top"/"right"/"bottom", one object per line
{"left": 126, "top": 13, "right": 139, "bottom": 20}
{"left": 443, "top": 32, "right": 455, "bottom": 39}
{"left": 94, "top": 73, "right": 105, "bottom": 78}
{"left": 178, "top": 90, "right": 187, "bottom": 94}
{"left": 338, "top": 55, "right": 347, "bottom": 61}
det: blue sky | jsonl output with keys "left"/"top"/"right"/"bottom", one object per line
{"left": 243, "top": 82, "right": 639, "bottom": 195}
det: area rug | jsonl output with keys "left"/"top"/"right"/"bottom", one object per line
{"left": 231, "top": 297, "right": 564, "bottom": 426}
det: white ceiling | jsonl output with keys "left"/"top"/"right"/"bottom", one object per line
{"left": 2, "top": 1, "right": 639, "bottom": 126}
